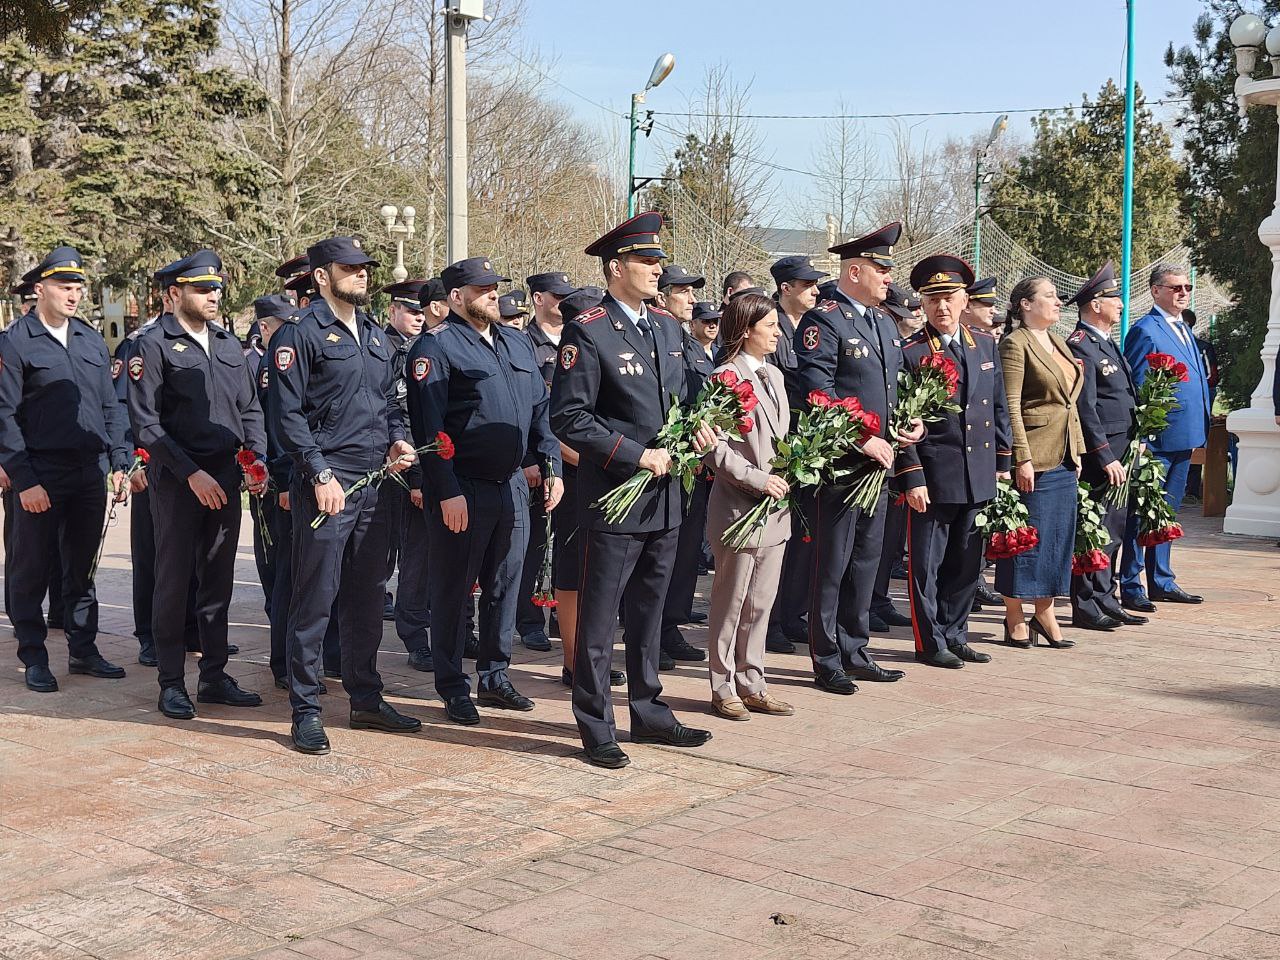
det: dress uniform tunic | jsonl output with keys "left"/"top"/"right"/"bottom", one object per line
{"left": 127, "top": 311, "right": 266, "bottom": 693}
{"left": 0, "top": 310, "right": 129, "bottom": 670}
{"left": 407, "top": 314, "right": 561, "bottom": 701}
{"left": 268, "top": 295, "right": 405, "bottom": 719}
{"left": 895, "top": 323, "right": 1012, "bottom": 657}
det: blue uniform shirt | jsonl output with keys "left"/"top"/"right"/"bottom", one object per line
{"left": 406, "top": 315, "right": 561, "bottom": 503}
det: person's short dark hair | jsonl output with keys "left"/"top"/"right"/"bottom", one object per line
{"left": 1150, "top": 264, "right": 1186, "bottom": 288}
{"left": 721, "top": 270, "right": 753, "bottom": 298}
{"left": 1184, "top": 308, "right": 1198, "bottom": 328}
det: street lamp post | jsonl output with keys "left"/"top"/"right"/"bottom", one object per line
{"left": 1223, "top": 14, "right": 1280, "bottom": 536}
{"left": 380, "top": 204, "right": 417, "bottom": 283}
{"left": 972, "top": 114, "right": 1007, "bottom": 275}
{"left": 626, "top": 53, "right": 675, "bottom": 217}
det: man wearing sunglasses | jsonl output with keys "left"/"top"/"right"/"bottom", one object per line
{"left": 1119, "top": 265, "right": 1212, "bottom": 611}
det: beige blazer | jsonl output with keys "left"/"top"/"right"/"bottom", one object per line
{"left": 999, "top": 326, "right": 1086, "bottom": 471}
{"left": 704, "top": 354, "right": 791, "bottom": 549}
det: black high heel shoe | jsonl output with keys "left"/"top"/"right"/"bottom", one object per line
{"left": 1029, "top": 613, "right": 1074, "bottom": 648}
{"left": 1003, "top": 619, "right": 1032, "bottom": 648}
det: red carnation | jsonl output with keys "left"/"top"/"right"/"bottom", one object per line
{"left": 236, "top": 449, "right": 256, "bottom": 468}
{"left": 737, "top": 416, "right": 754, "bottom": 435}
{"left": 808, "top": 390, "right": 832, "bottom": 408}
{"left": 435, "top": 431, "right": 456, "bottom": 460}
{"left": 716, "top": 370, "right": 740, "bottom": 388}
{"left": 135, "top": 447, "right": 150, "bottom": 464}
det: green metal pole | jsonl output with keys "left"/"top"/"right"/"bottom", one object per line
{"left": 627, "top": 93, "right": 640, "bottom": 217}
{"left": 973, "top": 156, "right": 982, "bottom": 274}
{"left": 1119, "top": 0, "right": 1137, "bottom": 341}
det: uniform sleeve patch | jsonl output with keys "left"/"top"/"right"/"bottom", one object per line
{"left": 274, "top": 346, "right": 295, "bottom": 372}
{"left": 560, "top": 344, "right": 579, "bottom": 370}
{"left": 111, "top": 358, "right": 124, "bottom": 380}
{"left": 127, "top": 356, "right": 144, "bottom": 381}
{"left": 801, "top": 326, "right": 820, "bottom": 351}
{"left": 576, "top": 306, "right": 606, "bottom": 324}
{"left": 412, "top": 357, "right": 431, "bottom": 381}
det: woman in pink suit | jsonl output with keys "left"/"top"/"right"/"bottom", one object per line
{"left": 703, "top": 292, "right": 795, "bottom": 721}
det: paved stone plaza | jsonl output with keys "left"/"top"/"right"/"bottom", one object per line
{"left": 2, "top": 510, "right": 1280, "bottom": 959}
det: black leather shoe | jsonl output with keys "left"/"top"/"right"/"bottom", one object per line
{"left": 890, "top": 563, "right": 909, "bottom": 580}
{"left": 383, "top": 596, "right": 396, "bottom": 621}
{"left": 562, "top": 668, "right": 625, "bottom": 687}
{"left": 765, "top": 635, "right": 796, "bottom": 654}
{"left": 445, "top": 695, "right": 480, "bottom": 725}
{"left": 350, "top": 700, "right": 422, "bottom": 732}
{"left": 849, "top": 661, "right": 906, "bottom": 682}
{"left": 47, "top": 613, "right": 64, "bottom": 630}
{"left": 631, "top": 722, "right": 712, "bottom": 747}
{"left": 275, "top": 676, "right": 327, "bottom": 693}
{"left": 137, "top": 643, "right": 158, "bottom": 667}
{"left": 1107, "top": 608, "right": 1149, "bottom": 625}
{"left": 584, "top": 741, "right": 630, "bottom": 769}
{"left": 663, "top": 634, "right": 706, "bottom": 662}
{"left": 815, "top": 670, "right": 858, "bottom": 695}
{"left": 158, "top": 686, "right": 196, "bottom": 719}
{"left": 950, "top": 643, "right": 992, "bottom": 664}
{"left": 323, "top": 667, "right": 342, "bottom": 680}
{"left": 197, "top": 676, "right": 263, "bottom": 706}
{"left": 1071, "top": 613, "right": 1121, "bottom": 631}
{"left": 463, "top": 635, "right": 479, "bottom": 659}
{"left": 1151, "top": 587, "right": 1203, "bottom": 604}
{"left": 658, "top": 650, "right": 676, "bottom": 671}
{"left": 868, "top": 612, "right": 888, "bottom": 632}
{"left": 292, "top": 715, "right": 330, "bottom": 755}
{"left": 68, "top": 653, "right": 126, "bottom": 679}
{"left": 520, "top": 630, "right": 552, "bottom": 652}
{"left": 916, "top": 648, "right": 964, "bottom": 669}
{"left": 975, "top": 582, "right": 1002, "bottom": 606}
{"left": 477, "top": 681, "right": 535, "bottom": 712}
{"left": 24, "top": 664, "right": 58, "bottom": 692}
{"left": 407, "top": 649, "right": 434, "bottom": 672}
{"left": 226, "top": 643, "right": 239, "bottom": 655}
{"left": 687, "top": 610, "right": 708, "bottom": 624}
{"left": 971, "top": 598, "right": 985, "bottom": 613}
{"left": 878, "top": 607, "right": 913, "bottom": 628}
{"left": 1122, "top": 595, "right": 1157, "bottom": 613}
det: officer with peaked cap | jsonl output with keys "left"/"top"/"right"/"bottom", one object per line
{"left": 550, "top": 212, "right": 715, "bottom": 769}
{"left": 127, "top": 249, "right": 268, "bottom": 717}
{"left": 516, "top": 270, "right": 578, "bottom": 653}
{"left": 896, "top": 255, "right": 1012, "bottom": 669}
{"left": 407, "top": 256, "right": 561, "bottom": 723}
{"left": 420, "top": 277, "right": 449, "bottom": 329}
{"left": 1066, "top": 261, "right": 1143, "bottom": 630}
{"left": 962, "top": 277, "right": 1001, "bottom": 338}
{"left": 794, "top": 222, "right": 925, "bottom": 695}
{"left": 497, "top": 291, "right": 528, "bottom": 328}
{"left": 268, "top": 235, "right": 421, "bottom": 753}
{"left": 0, "top": 247, "right": 131, "bottom": 693}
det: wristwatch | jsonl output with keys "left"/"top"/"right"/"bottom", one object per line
{"left": 312, "top": 469, "right": 334, "bottom": 485}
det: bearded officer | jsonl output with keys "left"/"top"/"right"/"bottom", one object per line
{"left": 794, "top": 222, "right": 924, "bottom": 695}
{"left": 550, "top": 212, "right": 715, "bottom": 769}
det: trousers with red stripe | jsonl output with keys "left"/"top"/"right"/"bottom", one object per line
{"left": 906, "top": 502, "right": 987, "bottom": 655}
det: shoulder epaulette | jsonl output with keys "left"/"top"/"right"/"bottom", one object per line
{"left": 426, "top": 322, "right": 449, "bottom": 336}
{"left": 904, "top": 329, "right": 928, "bottom": 345}
{"left": 968, "top": 326, "right": 995, "bottom": 339}
{"left": 648, "top": 304, "right": 675, "bottom": 320}
{"left": 818, "top": 299, "right": 839, "bottom": 313}
{"left": 577, "top": 306, "right": 606, "bottom": 324}
{"left": 1067, "top": 329, "right": 1086, "bottom": 345}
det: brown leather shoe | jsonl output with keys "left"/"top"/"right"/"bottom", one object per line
{"left": 712, "top": 697, "right": 750, "bottom": 721}
{"left": 741, "top": 692, "right": 795, "bottom": 716}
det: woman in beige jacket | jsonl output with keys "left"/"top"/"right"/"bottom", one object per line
{"left": 703, "top": 292, "right": 795, "bottom": 720}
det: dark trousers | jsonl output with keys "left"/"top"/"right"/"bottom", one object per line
{"left": 573, "top": 524, "right": 680, "bottom": 749}
{"left": 10, "top": 467, "right": 105, "bottom": 668}
{"left": 660, "top": 474, "right": 710, "bottom": 647}
{"left": 268, "top": 497, "right": 339, "bottom": 681}
{"left": 426, "top": 473, "right": 527, "bottom": 700}
{"left": 5, "top": 489, "right": 67, "bottom": 624}
{"left": 286, "top": 480, "right": 388, "bottom": 718}
{"left": 395, "top": 492, "right": 431, "bottom": 653}
{"left": 1071, "top": 497, "right": 1127, "bottom": 621}
{"left": 806, "top": 484, "right": 886, "bottom": 675}
{"left": 130, "top": 486, "right": 198, "bottom": 651}
{"left": 872, "top": 497, "right": 908, "bottom": 616}
{"left": 149, "top": 464, "right": 240, "bottom": 690}
{"left": 1121, "top": 448, "right": 1191, "bottom": 597}
{"left": 516, "top": 487, "right": 547, "bottom": 637}
{"left": 766, "top": 512, "right": 811, "bottom": 642}
{"left": 250, "top": 491, "right": 278, "bottom": 618}
{"left": 379, "top": 478, "right": 406, "bottom": 602}
{"left": 905, "top": 501, "right": 985, "bottom": 655}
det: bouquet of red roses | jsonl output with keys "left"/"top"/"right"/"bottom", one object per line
{"left": 720, "top": 389, "right": 878, "bottom": 550}
{"left": 593, "top": 369, "right": 757, "bottom": 525}
{"left": 236, "top": 449, "right": 272, "bottom": 547}
{"left": 1072, "top": 483, "right": 1111, "bottom": 575}
{"left": 90, "top": 447, "right": 150, "bottom": 580}
{"left": 977, "top": 477, "right": 1040, "bottom": 560}
{"left": 312, "top": 433, "right": 454, "bottom": 529}
{"left": 1103, "top": 351, "right": 1189, "bottom": 507}
{"left": 845, "top": 353, "right": 961, "bottom": 513}
{"left": 1131, "top": 452, "right": 1185, "bottom": 547}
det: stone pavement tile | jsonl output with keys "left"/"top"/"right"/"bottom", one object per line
{"left": 905, "top": 885, "right": 1044, "bottom": 931}
{"left": 0, "top": 922, "right": 102, "bottom": 960}
{"left": 930, "top": 866, "right": 1042, "bottom": 904}
{"left": 975, "top": 915, "right": 1181, "bottom": 960}
{"left": 1015, "top": 772, "right": 1167, "bottom": 815}
{"left": 1138, "top": 901, "right": 1245, "bottom": 948}
{"left": 1205, "top": 867, "right": 1280, "bottom": 909}
{"left": 1191, "top": 923, "right": 1280, "bottom": 959}
{"left": 658, "top": 844, "right": 777, "bottom": 884}
{"left": 378, "top": 906, "right": 457, "bottom": 934}
{"left": 997, "top": 815, "right": 1126, "bottom": 853}
{"left": 953, "top": 798, "right": 1047, "bottom": 829}
{"left": 932, "top": 829, "right": 1101, "bottom": 883}
{"left": 264, "top": 937, "right": 358, "bottom": 960}
{"left": 855, "top": 857, "right": 970, "bottom": 899}
{"left": 173, "top": 871, "right": 387, "bottom": 938}
{"left": 869, "top": 717, "right": 1043, "bottom": 765}
{"left": 1086, "top": 731, "right": 1259, "bottom": 770}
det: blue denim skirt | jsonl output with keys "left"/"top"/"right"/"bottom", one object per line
{"left": 994, "top": 464, "right": 1077, "bottom": 599}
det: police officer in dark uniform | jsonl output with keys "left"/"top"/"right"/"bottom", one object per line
{"left": 0, "top": 247, "right": 130, "bottom": 692}
{"left": 962, "top": 277, "right": 1002, "bottom": 339}
{"left": 127, "top": 249, "right": 267, "bottom": 718}
{"left": 497, "top": 291, "right": 528, "bottom": 328}
{"left": 516, "top": 270, "right": 577, "bottom": 652}
{"left": 407, "top": 257, "right": 562, "bottom": 724}
{"left": 1067, "top": 261, "right": 1145, "bottom": 630}
{"left": 896, "top": 255, "right": 1012, "bottom": 668}
{"left": 550, "top": 212, "right": 714, "bottom": 769}
{"left": 794, "top": 222, "right": 924, "bottom": 694}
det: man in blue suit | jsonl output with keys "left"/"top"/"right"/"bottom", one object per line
{"left": 1119, "top": 265, "right": 1212, "bottom": 610}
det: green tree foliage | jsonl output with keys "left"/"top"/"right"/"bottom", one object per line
{"left": 1167, "top": 3, "right": 1276, "bottom": 410}
{"left": 0, "top": 0, "right": 265, "bottom": 291}
{"left": 0, "top": 1, "right": 96, "bottom": 52}
{"left": 988, "top": 79, "right": 1184, "bottom": 278}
